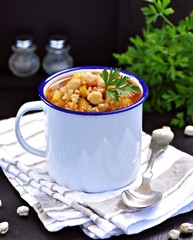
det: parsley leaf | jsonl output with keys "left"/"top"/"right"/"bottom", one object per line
{"left": 114, "top": 0, "right": 193, "bottom": 127}
{"left": 100, "top": 68, "right": 141, "bottom": 101}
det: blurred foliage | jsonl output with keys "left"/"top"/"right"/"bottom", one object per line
{"left": 114, "top": 0, "right": 193, "bottom": 127}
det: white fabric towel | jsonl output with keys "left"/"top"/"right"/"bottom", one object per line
{"left": 1, "top": 112, "right": 193, "bottom": 239}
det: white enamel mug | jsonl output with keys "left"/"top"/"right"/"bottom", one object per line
{"left": 15, "top": 66, "right": 148, "bottom": 193}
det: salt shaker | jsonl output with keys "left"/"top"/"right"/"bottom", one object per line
{"left": 42, "top": 35, "right": 73, "bottom": 75}
{"left": 8, "top": 35, "right": 40, "bottom": 77}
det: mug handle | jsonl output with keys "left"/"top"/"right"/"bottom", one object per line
{"left": 15, "top": 100, "right": 45, "bottom": 157}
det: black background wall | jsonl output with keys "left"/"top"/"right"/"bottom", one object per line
{"left": 1, "top": 0, "right": 193, "bottom": 119}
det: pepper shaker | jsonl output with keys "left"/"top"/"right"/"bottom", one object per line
{"left": 42, "top": 35, "right": 73, "bottom": 75}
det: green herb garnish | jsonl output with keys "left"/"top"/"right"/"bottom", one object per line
{"left": 100, "top": 68, "right": 141, "bottom": 101}
{"left": 114, "top": 0, "right": 193, "bottom": 127}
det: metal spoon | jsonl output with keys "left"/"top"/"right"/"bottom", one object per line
{"left": 121, "top": 128, "right": 174, "bottom": 209}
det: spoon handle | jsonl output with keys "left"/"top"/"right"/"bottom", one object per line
{"left": 143, "top": 149, "right": 162, "bottom": 180}
{"left": 143, "top": 128, "right": 174, "bottom": 179}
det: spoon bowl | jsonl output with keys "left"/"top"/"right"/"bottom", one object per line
{"left": 121, "top": 128, "right": 174, "bottom": 209}
{"left": 122, "top": 186, "right": 162, "bottom": 209}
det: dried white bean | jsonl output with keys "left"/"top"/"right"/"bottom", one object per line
{"left": 184, "top": 125, "right": 193, "bottom": 136}
{"left": 168, "top": 229, "right": 180, "bottom": 239}
{"left": 162, "top": 125, "right": 171, "bottom": 131}
{"left": 0, "top": 221, "right": 9, "bottom": 234}
{"left": 17, "top": 205, "right": 29, "bottom": 216}
{"left": 180, "top": 222, "right": 193, "bottom": 234}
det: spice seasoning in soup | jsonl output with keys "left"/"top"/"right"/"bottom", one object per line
{"left": 45, "top": 68, "right": 142, "bottom": 112}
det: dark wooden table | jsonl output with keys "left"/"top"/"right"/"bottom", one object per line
{"left": 0, "top": 112, "right": 193, "bottom": 240}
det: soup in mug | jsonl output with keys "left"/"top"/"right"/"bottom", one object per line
{"left": 45, "top": 69, "right": 142, "bottom": 112}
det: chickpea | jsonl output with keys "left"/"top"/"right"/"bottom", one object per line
{"left": 97, "top": 78, "right": 105, "bottom": 88}
{"left": 85, "top": 72, "right": 96, "bottom": 84}
{"left": 67, "top": 78, "right": 81, "bottom": 90}
{"left": 87, "top": 91, "right": 103, "bottom": 105}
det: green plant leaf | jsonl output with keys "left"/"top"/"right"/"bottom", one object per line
{"left": 162, "top": 0, "right": 171, "bottom": 9}
{"left": 145, "top": 0, "right": 156, "bottom": 3}
{"left": 163, "top": 8, "right": 174, "bottom": 15}
{"left": 106, "top": 89, "right": 119, "bottom": 101}
{"left": 100, "top": 68, "right": 141, "bottom": 102}
{"left": 113, "top": 0, "right": 193, "bottom": 126}
{"left": 171, "top": 112, "right": 185, "bottom": 127}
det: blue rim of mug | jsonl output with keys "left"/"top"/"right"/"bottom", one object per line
{"left": 38, "top": 66, "right": 149, "bottom": 116}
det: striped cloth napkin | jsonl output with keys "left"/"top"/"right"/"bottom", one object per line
{"left": 1, "top": 112, "right": 193, "bottom": 239}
